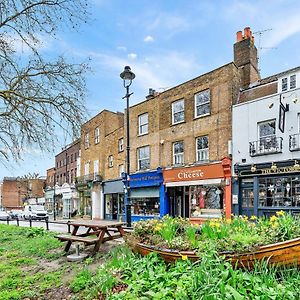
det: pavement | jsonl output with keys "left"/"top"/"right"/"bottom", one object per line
{"left": 0, "top": 218, "right": 131, "bottom": 236}
{"left": 0, "top": 219, "right": 81, "bottom": 234}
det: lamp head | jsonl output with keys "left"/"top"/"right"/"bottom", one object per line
{"left": 120, "top": 66, "right": 135, "bottom": 87}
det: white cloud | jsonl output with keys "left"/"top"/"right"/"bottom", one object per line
{"left": 86, "top": 50, "right": 200, "bottom": 104}
{"left": 128, "top": 53, "right": 137, "bottom": 60}
{"left": 263, "top": 14, "right": 300, "bottom": 48}
{"left": 147, "top": 13, "right": 190, "bottom": 32}
{"left": 143, "top": 13, "right": 190, "bottom": 39}
{"left": 144, "top": 35, "right": 154, "bottom": 43}
{"left": 117, "top": 46, "right": 127, "bottom": 51}
{"left": 223, "top": 1, "right": 300, "bottom": 50}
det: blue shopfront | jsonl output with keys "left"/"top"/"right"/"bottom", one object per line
{"left": 129, "top": 169, "right": 167, "bottom": 222}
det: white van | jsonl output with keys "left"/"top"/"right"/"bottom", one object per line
{"left": 23, "top": 205, "right": 48, "bottom": 220}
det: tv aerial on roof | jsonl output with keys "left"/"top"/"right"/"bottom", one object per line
{"left": 253, "top": 28, "right": 277, "bottom": 72}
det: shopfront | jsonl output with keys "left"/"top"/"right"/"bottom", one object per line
{"left": 76, "top": 181, "right": 92, "bottom": 218}
{"left": 44, "top": 188, "right": 54, "bottom": 214}
{"left": 235, "top": 159, "right": 300, "bottom": 217}
{"left": 103, "top": 179, "right": 124, "bottom": 222}
{"left": 129, "top": 169, "right": 167, "bottom": 222}
{"left": 163, "top": 158, "right": 232, "bottom": 222}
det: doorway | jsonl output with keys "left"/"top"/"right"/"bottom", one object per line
{"left": 168, "top": 186, "right": 189, "bottom": 218}
{"left": 240, "top": 179, "right": 254, "bottom": 217}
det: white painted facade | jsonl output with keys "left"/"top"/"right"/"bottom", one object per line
{"left": 91, "top": 183, "right": 103, "bottom": 219}
{"left": 233, "top": 70, "right": 300, "bottom": 172}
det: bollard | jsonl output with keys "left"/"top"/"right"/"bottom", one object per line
{"left": 6, "top": 216, "right": 9, "bottom": 225}
{"left": 45, "top": 218, "right": 49, "bottom": 231}
{"left": 67, "top": 220, "right": 71, "bottom": 233}
{"left": 29, "top": 216, "right": 32, "bottom": 227}
{"left": 16, "top": 218, "right": 19, "bottom": 226}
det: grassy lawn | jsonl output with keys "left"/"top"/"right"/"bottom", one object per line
{"left": 2, "top": 223, "right": 300, "bottom": 300}
{"left": 0, "top": 224, "right": 73, "bottom": 300}
{"left": 0, "top": 224, "right": 111, "bottom": 300}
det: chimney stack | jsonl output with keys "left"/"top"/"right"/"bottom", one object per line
{"left": 146, "top": 88, "right": 157, "bottom": 99}
{"left": 234, "top": 26, "right": 260, "bottom": 88}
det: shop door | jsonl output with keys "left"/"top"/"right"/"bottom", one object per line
{"left": 112, "top": 194, "right": 118, "bottom": 220}
{"left": 169, "top": 187, "right": 189, "bottom": 218}
{"left": 240, "top": 180, "right": 254, "bottom": 217}
{"left": 169, "top": 187, "right": 180, "bottom": 217}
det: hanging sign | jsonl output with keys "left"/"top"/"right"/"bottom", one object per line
{"left": 279, "top": 101, "right": 286, "bottom": 133}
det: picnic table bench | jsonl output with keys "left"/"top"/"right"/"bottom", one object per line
{"left": 56, "top": 220, "right": 126, "bottom": 254}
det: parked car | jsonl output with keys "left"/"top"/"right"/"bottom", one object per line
{"left": 0, "top": 210, "right": 10, "bottom": 220}
{"left": 23, "top": 205, "right": 48, "bottom": 220}
{"left": 9, "top": 209, "right": 24, "bottom": 220}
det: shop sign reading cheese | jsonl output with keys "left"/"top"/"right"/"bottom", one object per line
{"left": 163, "top": 163, "right": 224, "bottom": 183}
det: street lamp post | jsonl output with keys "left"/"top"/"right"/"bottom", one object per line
{"left": 53, "top": 170, "right": 56, "bottom": 221}
{"left": 120, "top": 66, "right": 135, "bottom": 227}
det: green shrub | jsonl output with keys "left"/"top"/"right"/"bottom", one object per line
{"left": 70, "top": 268, "right": 92, "bottom": 292}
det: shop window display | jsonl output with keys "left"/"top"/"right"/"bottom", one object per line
{"left": 190, "top": 185, "right": 223, "bottom": 218}
{"left": 105, "top": 194, "right": 124, "bottom": 220}
{"left": 131, "top": 198, "right": 160, "bottom": 217}
{"left": 258, "top": 176, "right": 300, "bottom": 207}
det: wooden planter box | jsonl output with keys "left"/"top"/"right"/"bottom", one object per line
{"left": 133, "top": 237, "right": 300, "bottom": 269}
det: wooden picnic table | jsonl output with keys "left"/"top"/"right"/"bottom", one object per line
{"left": 56, "top": 220, "right": 126, "bottom": 254}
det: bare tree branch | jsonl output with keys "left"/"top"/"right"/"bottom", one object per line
{"left": 0, "top": 0, "right": 90, "bottom": 162}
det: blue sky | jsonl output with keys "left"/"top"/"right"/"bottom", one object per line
{"left": 2, "top": 0, "right": 300, "bottom": 179}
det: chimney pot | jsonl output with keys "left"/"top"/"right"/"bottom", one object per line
{"left": 149, "top": 88, "right": 154, "bottom": 95}
{"left": 146, "top": 88, "right": 156, "bottom": 99}
{"left": 236, "top": 31, "right": 243, "bottom": 42}
{"left": 244, "top": 27, "right": 251, "bottom": 38}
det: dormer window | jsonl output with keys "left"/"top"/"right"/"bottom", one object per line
{"left": 290, "top": 75, "right": 296, "bottom": 89}
{"left": 281, "top": 74, "right": 297, "bottom": 92}
{"left": 282, "top": 78, "right": 288, "bottom": 92}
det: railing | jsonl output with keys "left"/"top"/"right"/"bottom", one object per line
{"left": 75, "top": 173, "right": 102, "bottom": 185}
{"left": 290, "top": 133, "right": 300, "bottom": 151}
{"left": 249, "top": 137, "right": 283, "bottom": 157}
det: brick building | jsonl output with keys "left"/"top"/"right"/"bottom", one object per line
{"left": 54, "top": 139, "right": 80, "bottom": 218}
{"left": 124, "top": 27, "right": 259, "bottom": 222}
{"left": 44, "top": 140, "right": 80, "bottom": 218}
{"left": 55, "top": 139, "right": 80, "bottom": 186}
{"left": 46, "top": 167, "right": 55, "bottom": 188}
{"left": 1, "top": 177, "right": 45, "bottom": 209}
{"left": 77, "top": 27, "right": 260, "bottom": 222}
{"left": 77, "top": 110, "right": 124, "bottom": 219}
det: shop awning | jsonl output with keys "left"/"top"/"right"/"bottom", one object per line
{"left": 130, "top": 187, "right": 160, "bottom": 198}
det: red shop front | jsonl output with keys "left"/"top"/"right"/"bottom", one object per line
{"left": 163, "top": 158, "right": 232, "bottom": 223}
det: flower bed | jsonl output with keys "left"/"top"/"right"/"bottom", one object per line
{"left": 128, "top": 212, "right": 300, "bottom": 267}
